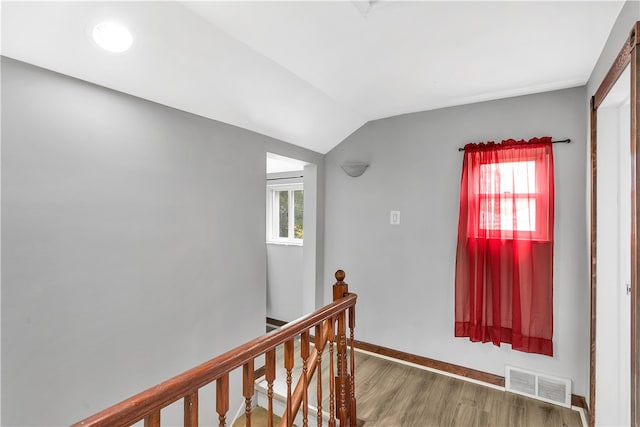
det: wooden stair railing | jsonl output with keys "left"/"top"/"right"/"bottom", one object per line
{"left": 278, "top": 270, "right": 357, "bottom": 427}
{"left": 72, "top": 270, "right": 357, "bottom": 427}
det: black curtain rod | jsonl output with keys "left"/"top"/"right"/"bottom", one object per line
{"left": 457, "top": 138, "right": 571, "bottom": 152}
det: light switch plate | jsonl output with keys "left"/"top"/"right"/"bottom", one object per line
{"left": 390, "top": 211, "right": 400, "bottom": 225}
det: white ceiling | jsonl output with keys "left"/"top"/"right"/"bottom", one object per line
{"left": 1, "top": 1, "right": 624, "bottom": 154}
{"left": 267, "top": 152, "right": 308, "bottom": 174}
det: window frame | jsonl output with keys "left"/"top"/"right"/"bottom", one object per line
{"left": 266, "top": 182, "right": 304, "bottom": 245}
{"left": 473, "top": 155, "right": 551, "bottom": 242}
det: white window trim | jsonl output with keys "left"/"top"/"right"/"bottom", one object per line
{"left": 266, "top": 182, "right": 304, "bottom": 245}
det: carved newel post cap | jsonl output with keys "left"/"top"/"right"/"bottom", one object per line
{"left": 333, "top": 269, "right": 348, "bottom": 301}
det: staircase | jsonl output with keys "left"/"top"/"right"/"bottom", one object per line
{"left": 72, "top": 270, "right": 357, "bottom": 427}
{"left": 230, "top": 351, "right": 332, "bottom": 427}
{"left": 248, "top": 338, "right": 334, "bottom": 426}
{"left": 232, "top": 407, "right": 287, "bottom": 427}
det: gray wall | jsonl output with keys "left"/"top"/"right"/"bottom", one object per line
{"left": 587, "top": 1, "right": 640, "bottom": 98}
{"left": 324, "top": 86, "right": 589, "bottom": 397}
{"left": 266, "top": 244, "right": 304, "bottom": 322}
{"left": 0, "top": 57, "right": 322, "bottom": 426}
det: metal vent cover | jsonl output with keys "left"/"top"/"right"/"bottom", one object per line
{"left": 506, "top": 366, "right": 571, "bottom": 408}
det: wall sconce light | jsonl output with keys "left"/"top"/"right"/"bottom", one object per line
{"left": 341, "top": 162, "right": 369, "bottom": 177}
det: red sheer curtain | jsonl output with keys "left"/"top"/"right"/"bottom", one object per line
{"left": 454, "top": 137, "right": 554, "bottom": 356}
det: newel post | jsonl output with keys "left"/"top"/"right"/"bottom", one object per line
{"left": 333, "top": 269, "right": 349, "bottom": 302}
{"left": 332, "top": 270, "right": 353, "bottom": 426}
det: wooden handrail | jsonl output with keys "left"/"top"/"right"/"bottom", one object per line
{"left": 73, "top": 291, "right": 357, "bottom": 427}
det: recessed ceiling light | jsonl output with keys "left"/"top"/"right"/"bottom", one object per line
{"left": 92, "top": 21, "right": 133, "bottom": 53}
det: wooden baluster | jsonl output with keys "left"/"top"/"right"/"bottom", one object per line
{"left": 266, "top": 349, "right": 276, "bottom": 427}
{"left": 349, "top": 306, "right": 356, "bottom": 427}
{"left": 328, "top": 316, "right": 336, "bottom": 427}
{"left": 333, "top": 270, "right": 349, "bottom": 426}
{"left": 336, "top": 312, "right": 348, "bottom": 426}
{"left": 243, "top": 360, "right": 255, "bottom": 427}
{"left": 217, "top": 373, "right": 229, "bottom": 427}
{"left": 300, "top": 331, "right": 310, "bottom": 427}
{"left": 185, "top": 391, "right": 198, "bottom": 427}
{"left": 284, "top": 339, "right": 295, "bottom": 427}
{"left": 315, "top": 323, "right": 324, "bottom": 427}
{"left": 144, "top": 410, "right": 160, "bottom": 427}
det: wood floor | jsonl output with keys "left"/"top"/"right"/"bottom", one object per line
{"left": 355, "top": 352, "right": 582, "bottom": 427}
{"left": 256, "top": 339, "right": 583, "bottom": 427}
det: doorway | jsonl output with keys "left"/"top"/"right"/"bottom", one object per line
{"left": 265, "top": 153, "right": 317, "bottom": 324}
{"left": 589, "top": 21, "right": 640, "bottom": 427}
{"left": 595, "top": 65, "right": 631, "bottom": 427}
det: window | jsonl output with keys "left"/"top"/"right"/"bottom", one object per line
{"left": 267, "top": 184, "right": 303, "bottom": 244}
{"left": 477, "top": 159, "right": 548, "bottom": 240}
{"left": 463, "top": 148, "right": 552, "bottom": 242}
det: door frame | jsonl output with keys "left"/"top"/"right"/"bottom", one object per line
{"left": 589, "top": 21, "right": 640, "bottom": 427}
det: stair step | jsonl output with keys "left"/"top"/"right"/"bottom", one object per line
{"left": 254, "top": 380, "right": 328, "bottom": 426}
{"left": 232, "top": 407, "right": 296, "bottom": 427}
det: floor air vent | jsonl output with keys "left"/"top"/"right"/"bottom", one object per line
{"left": 505, "top": 366, "right": 571, "bottom": 408}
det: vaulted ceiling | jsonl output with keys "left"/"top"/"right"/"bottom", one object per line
{"left": 1, "top": 1, "right": 624, "bottom": 154}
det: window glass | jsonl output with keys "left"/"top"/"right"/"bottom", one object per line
{"left": 278, "top": 190, "right": 289, "bottom": 238}
{"left": 479, "top": 160, "right": 537, "bottom": 233}
{"left": 480, "top": 198, "right": 536, "bottom": 232}
{"left": 480, "top": 161, "right": 535, "bottom": 194}
{"left": 294, "top": 190, "right": 304, "bottom": 239}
